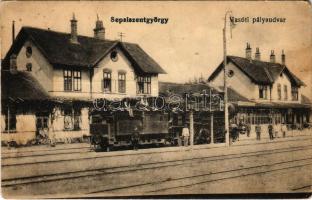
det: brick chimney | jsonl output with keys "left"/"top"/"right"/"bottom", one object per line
{"left": 270, "top": 50, "right": 275, "bottom": 63}
{"left": 94, "top": 14, "right": 105, "bottom": 40}
{"left": 255, "top": 47, "right": 261, "bottom": 61}
{"left": 70, "top": 13, "right": 79, "bottom": 44}
{"left": 245, "top": 42, "right": 252, "bottom": 61}
{"left": 10, "top": 54, "right": 17, "bottom": 74}
{"left": 281, "top": 50, "right": 286, "bottom": 65}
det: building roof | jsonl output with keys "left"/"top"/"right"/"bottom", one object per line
{"left": 158, "top": 82, "right": 249, "bottom": 102}
{"left": 208, "top": 56, "right": 305, "bottom": 86}
{"left": 1, "top": 71, "right": 51, "bottom": 101}
{"left": 254, "top": 102, "right": 311, "bottom": 109}
{"left": 216, "top": 86, "right": 251, "bottom": 102}
{"left": 159, "top": 82, "right": 215, "bottom": 95}
{"left": 2, "top": 27, "right": 166, "bottom": 74}
{"left": 301, "top": 94, "right": 312, "bottom": 105}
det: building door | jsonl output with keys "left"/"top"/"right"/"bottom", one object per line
{"left": 36, "top": 115, "right": 49, "bottom": 136}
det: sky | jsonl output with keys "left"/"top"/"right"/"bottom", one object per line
{"left": 0, "top": 1, "right": 311, "bottom": 97}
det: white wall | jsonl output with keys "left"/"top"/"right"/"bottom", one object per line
{"left": 50, "top": 107, "right": 90, "bottom": 140}
{"left": 209, "top": 62, "right": 257, "bottom": 100}
{"left": 151, "top": 75, "right": 159, "bottom": 97}
{"left": 92, "top": 48, "right": 136, "bottom": 100}
{"left": 16, "top": 40, "right": 54, "bottom": 92}
{"left": 1, "top": 114, "right": 5, "bottom": 132}
{"left": 1, "top": 114, "right": 36, "bottom": 145}
{"left": 271, "top": 72, "right": 301, "bottom": 103}
{"left": 92, "top": 48, "right": 159, "bottom": 99}
{"left": 210, "top": 62, "right": 303, "bottom": 103}
{"left": 51, "top": 68, "right": 91, "bottom": 99}
{"left": 15, "top": 41, "right": 160, "bottom": 100}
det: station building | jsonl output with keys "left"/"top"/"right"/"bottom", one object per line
{"left": 1, "top": 15, "right": 166, "bottom": 145}
{"left": 208, "top": 43, "right": 312, "bottom": 138}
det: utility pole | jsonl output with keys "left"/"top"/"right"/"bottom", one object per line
{"left": 223, "top": 11, "right": 233, "bottom": 147}
{"left": 12, "top": 20, "right": 15, "bottom": 44}
{"left": 210, "top": 88, "right": 214, "bottom": 144}
{"left": 189, "top": 110, "right": 194, "bottom": 147}
{"left": 118, "top": 32, "right": 125, "bottom": 42}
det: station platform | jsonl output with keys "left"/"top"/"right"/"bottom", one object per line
{"left": 2, "top": 128, "right": 311, "bottom": 156}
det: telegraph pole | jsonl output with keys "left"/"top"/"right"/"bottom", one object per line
{"left": 118, "top": 32, "right": 125, "bottom": 42}
{"left": 223, "top": 11, "right": 233, "bottom": 147}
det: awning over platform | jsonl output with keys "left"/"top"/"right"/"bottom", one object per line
{"left": 234, "top": 100, "right": 311, "bottom": 109}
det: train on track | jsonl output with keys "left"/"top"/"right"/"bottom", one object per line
{"left": 90, "top": 110, "right": 225, "bottom": 151}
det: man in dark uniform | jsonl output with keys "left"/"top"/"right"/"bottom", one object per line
{"left": 255, "top": 122, "right": 261, "bottom": 140}
{"left": 131, "top": 127, "right": 140, "bottom": 150}
{"left": 268, "top": 123, "right": 274, "bottom": 140}
{"left": 197, "top": 127, "right": 209, "bottom": 144}
{"left": 246, "top": 123, "right": 251, "bottom": 137}
{"left": 230, "top": 122, "right": 238, "bottom": 143}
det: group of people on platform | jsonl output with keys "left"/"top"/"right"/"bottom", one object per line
{"left": 267, "top": 123, "right": 288, "bottom": 140}
{"left": 230, "top": 121, "right": 288, "bottom": 143}
{"left": 181, "top": 124, "right": 211, "bottom": 147}
{"left": 130, "top": 121, "right": 291, "bottom": 150}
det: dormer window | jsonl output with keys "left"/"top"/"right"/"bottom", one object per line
{"left": 259, "top": 85, "right": 268, "bottom": 99}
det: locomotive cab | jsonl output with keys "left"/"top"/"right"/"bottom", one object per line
{"left": 90, "top": 114, "right": 111, "bottom": 151}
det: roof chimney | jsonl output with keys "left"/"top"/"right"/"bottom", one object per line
{"left": 270, "top": 50, "right": 275, "bottom": 63}
{"left": 94, "top": 14, "right": 105, "bottom": 40}
{"left": 255, "top": 47, "right": 261, "bottom": 61}
{"left": 12, "top": 20, "right": 15, "bottom": 44}
{"left": 281, "top": 50, "right": 286, "bottom": 65}
{"left": 10, "top": 54, "right": 18, "bottom": 74}
{"left": 245, "top": 42, "right": 252, "bottom": 61}
{"left": 70, "top": 13, "right": 79, "bottom": 44}
{"left": 93, "top": 15, "right": 105, "bottom": 40}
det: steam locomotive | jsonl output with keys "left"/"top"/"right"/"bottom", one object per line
{"left": 90, "top": 109, "right": 225, "bottom": 151}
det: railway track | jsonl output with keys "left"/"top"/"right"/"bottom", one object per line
{"left": 292, "top": 185, "right": 312, "bottom": 192}
{"left": 2, "top": 134, "right": 310, "bottom": 161}
{"left": 88, "top": 157, "right": 312, "bottom": 195}
{"left": 2, "top": 137, "right": 311, "bottom": 178}
{"left": 2, "top": 142, "right": 312, "bottom": 196}
{"left": 1, "top": 145, "right": 91, "bottom": 159}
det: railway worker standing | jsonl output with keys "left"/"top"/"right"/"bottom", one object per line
{"left": 255, "top": 123, "right": 261, "bottom": 140}
{"left": 268, "top": 123, "right": 274, "bottom": 140}
{"left": 182, "top": 124, "right": 190, "bottom": 147}
{"left": 197, "top": 127, "right": 209, "bottom": 144}
{"left": 246, "top": 123, "right": 251, "bottom": 137}
{"left": 230, "top": 122, "right": 238, "bottom": 143}
{"left": 273, "top": 122, "right": 279, "bottom": 138}
{"left": 131, "top": 127, "right": 140, "bottom": 150}
{"left": 281, "top": 123, "right": 287, "bottom": 138}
